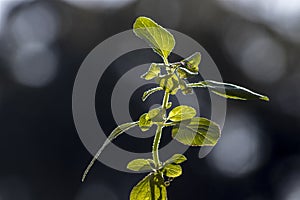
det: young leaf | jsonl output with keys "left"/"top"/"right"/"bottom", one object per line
{"left": 168, "top": 105, "right": 196, "bottom": 122}
{"left": 188, "top": 80, "right": 269, "bottom": 101}
{"left": 148, "top": 107, "right": 165, "bottom": 122}
{"left": 133, "top": 16, "right": 175, "bottom": 63}
{"left": 142, "top": 87, "right": 163, "bottom": 101}
{"left": 164, "top": 154, "right": 187, "bottom": 165}
{"left": 163, "top": 164, "right": 182, "bottom": 178}
{"left": 139, "top": 113, "right": 153, "bottom": 132}
{"left": 172, "top": 117, "right": 220, "bottom": 146}
{"left": 177, "top": 52, "right": 201, "bottom": 78}
{"left": 179, "top": 79, "right": 193, "bottom": 95}
{"left": 156, "top": 73, "right": 179, "bottom": 95}
{"left": 130, "top": 173, "right": 167, "bottom": 200}
{"left": 82, "top": 122, "right": 138, "bottom": 182}
{"left": 127, "top": 159, "right": 154, "bottom": 172}
{"left": 166, "top": 102, "right": 172, "bottom": 109}
{"left": 141, "top": 63, "right": 161, "bottom": 80}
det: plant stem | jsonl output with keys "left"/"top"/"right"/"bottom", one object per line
{"left": 152, "top": 91, "right": 170, "bottom": 168}
{"left": 152, "top": 125, "right": 163, "bottom": 168}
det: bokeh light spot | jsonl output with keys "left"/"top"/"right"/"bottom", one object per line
{"left": 11, "top": 43, "right": 58, "bottom": 87}
{"left": 207, "top": 110, "right": 267, "bottom": 177}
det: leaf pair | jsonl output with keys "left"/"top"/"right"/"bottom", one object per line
{"left": 128, "top": 154, "right": 187, "bottom": 200}
{"left": 167, "top": 105, "right": 221, "bottom": 146}
{"left": 127, "top": 154, "right": 187, "bottom": 173}
{"left": 162, "top": 154, "right": 187, "bottom": 178}
{"left": 130, "top": 172, "right": 167, "bottom": 200}
{"left": 138, "top": 107, "right": 165, "bottom": 131}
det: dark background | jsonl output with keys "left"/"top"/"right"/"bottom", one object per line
{"left": 0, "top": 0, "right": 300, "bottom": 199}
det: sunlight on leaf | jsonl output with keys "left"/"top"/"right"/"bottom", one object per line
{"left": 139, "top": 113, "right": 153, "bottom": 132}
{"left": 148, "top": 107, "right": 165, "bottom": 122}
{"left": 130, "top": 173, "right": 167, "bottom": 200}
{"left": 163, "top": 164, "right": 182, "bottom": 178}
{"left": 164, "top": 154, "right": 187, "bottom": 165}
{"left": 172, "top": 117, "right": 220, "bottom": 146}
{"left": 141, "top": 63, "right": 162, "bottom": 80}
{"left": 127, "top": 159, "right": 154, "bottom": 172}
{"left": 177, "top": 52, "right": 201, "bottom": 78}
{"left": 168, "top": 105, "right": 196, "bottom": 122}
{"left": 188, "top": 80, "right": 269, "bottom": 101}
{"left": 133, "top": 16, "right": 175, "bottom": 63}
{"left": 156, "top": 73, "right": 179, "bottom": 95}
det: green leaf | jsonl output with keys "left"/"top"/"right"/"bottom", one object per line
{"left": 141, "top": 63, "right": 161, "bottom": 80}
{"left": 139, "top": 113, "right": 153, "bottom": 131}
{"left": 133, "top": 16, "right": 175, "bottom": 63}
{"left": 82, "top": 122, "right": 138, "bottom": 182}
{"left": 163, "top": 164, "right": 182, "bottom": 178}
{"left": 172, "top": 117, "right": 220, "bottom": 146}
{"left": 148, "top": 107, "right": 165, "bottom": 122}
{"left": 188, "top": 80, "right": 269, "bottom": 101}
{"left": 130, "top": 173, "right": 167, "bottom": 200}
{"left": 164, "top": 154, "right": 187, "bottom": 165}
{"left": 127, "top": 159, "right": 154, "bottom": 172}
{"left": 156, "top": 73, "right": 179, "bottom": 95}
{"left": 179, "top": 79, "right": 193, "bottom": 95}
{"left": 177, "top": 52, "right": 201, "bottom": 78}
{"left": 168, "top": 105, "right": 196, "bottom": 122}
{"left": 142, "top": 87, "right": 163, "bottom": 102}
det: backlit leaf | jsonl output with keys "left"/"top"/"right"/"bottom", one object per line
{"left": 188, "top": 80, "right": 269, "bottom": 101}
{"left": 177, "top": 52, "right": 201, "bottom": 78}
{"left": 164, "top": 154, "right": 187, "bottom": 165}
{"left": 156, "top": 73, "right": 179, "bottom": 95}
{"left": 179, "top": 79, "right": 193, "bottom": 95}
{"left": 133, "top": 16, "right": 175, "bottom": 63}
{"left": 172, "top": 117, "right": 220, "bottom": 146}
{"left": 168, "top": 105, "right": 196, "bottom": 122}
{"left": 163, "top": 164, "right": 182, "bottom": 178}
{"left": 127, "top": 159, "right": 154, "bottom": 172}
{"left": 130, "top": 173, "right": 167, "bottom": 200}
{"left": 148, "top": 107, "right": 165, "bottom": 122}
{"left": 141, "top": 63, "right": 161, "bottom": 80}
{"left": 139, "top": 113, "right": 153, "bottom": 132}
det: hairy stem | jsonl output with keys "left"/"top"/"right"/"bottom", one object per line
{"left": 152, "top": 125, "right": 163, "bottom": 168}
{"left": 152, "top": 91, "right": 170, "bottom": 168}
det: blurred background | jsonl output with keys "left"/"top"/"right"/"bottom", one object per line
{"left": 0, "top": 0, "right": 300, "bottom": 199}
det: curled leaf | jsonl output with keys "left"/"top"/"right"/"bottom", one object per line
{"left": 142, "top": 87, "right": 163, "bottom": 101}
{"left": 188, "top": 80, "right": 269, "bottom": 101}
{"left": 177, "top": 52, "right": 201, "bottom": 78}
{"left": 82, "top": 122, "right": 138, "bottom": 182}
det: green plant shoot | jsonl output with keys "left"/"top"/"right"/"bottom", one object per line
{"left": 82, "top": 16, "right": 269, "bottom": 200}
